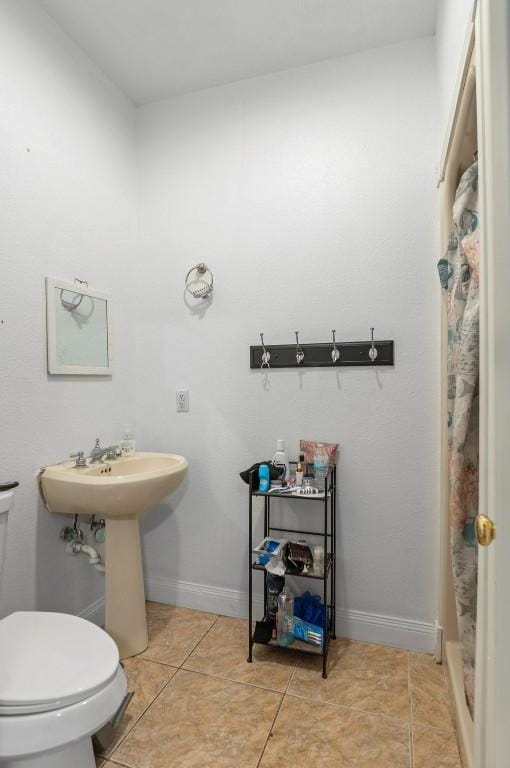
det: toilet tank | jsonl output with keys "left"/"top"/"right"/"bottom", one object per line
{"left": 0, "top": 483, "right": 18, "bottom": 587}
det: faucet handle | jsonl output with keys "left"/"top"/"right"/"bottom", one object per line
{"left": 70, "top": 451, "right": 87, "bottom": 468}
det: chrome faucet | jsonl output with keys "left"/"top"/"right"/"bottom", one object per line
{"left": 89, "top": 438, "right": 120, "bottom": 464}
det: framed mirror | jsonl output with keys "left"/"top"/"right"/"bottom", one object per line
{"left": 46, "top": 277, "right": 112, "bottom": 375}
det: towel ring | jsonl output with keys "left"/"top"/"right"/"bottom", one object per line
{"left": 185, "top": 263, "right": 214, "bottom": 299}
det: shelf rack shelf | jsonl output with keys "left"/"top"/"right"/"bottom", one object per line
{"left": 251, "top": 552, "right": 334, "bottom": 581}
{"left": 247, "top": 464, "right": 337, "bottom": 678}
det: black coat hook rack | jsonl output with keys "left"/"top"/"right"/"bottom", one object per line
{"left": 250, "top": 333, "right": 394, "bottom": 369}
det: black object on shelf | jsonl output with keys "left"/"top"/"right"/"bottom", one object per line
{"left": 250, "top": 340, "right": 394, "bottom": 368}
{"left": 252, "top": 620, "right": 273, "bottom": 644}
{"left": 0, "top": 482, "right": 19, "bottom": 492}
{"left": 247, "top": 465, "right": 337, "bottom": 679}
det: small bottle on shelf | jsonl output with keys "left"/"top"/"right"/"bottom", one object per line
{"left": 313, "top": 443, "right": 329, "bottom": 491}
{"left": 295, "top": 454, "right": 304, "bottom": 486}
{"left": 276, "top": 587, "right": 295, "bottom": 647}
{"left": 258, "top": 464, "right": 271, "bottom": 492}
{"left": 272, "top": 439, "right": 290, "bottom": 483}
{"left": 266, "top": 574, "right": 285, "bottom": 627}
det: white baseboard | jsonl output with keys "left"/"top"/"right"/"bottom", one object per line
{"left": 335, "top": 607, "right": 437, "bottom": 653}
{"left": 145, "top": 575, "right": 437, "bottom": 653}
{"left": 145, "top": 575, "right": 264, "bottom": 618}
{"left": 79, "top": 595, "right": 105, "bottom": 626}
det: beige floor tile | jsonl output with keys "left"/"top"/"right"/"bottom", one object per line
{"left": 97, "top": 763, "right": 124, "bottom": 767}
{"left": 140, "top": 601, "right": 218, "bottom": 666}
{"left": 96, "top": 657, "right": 176, "bottom": 757}
{"left": 183, "top": 615, "right": 295, "bottom": 692}
{"left": 288, "top": 637, "right": 410, "bottom": 720}
{"left": 413, "top": 725, "right": 462, "bottom": 767}
{"left": 259, "top": 694, "right": 410, "bottom": 767}
{"left": 409, "top": 653, "right": 455, "bottom": 731}
{"left": 100, "top": 763, "right": 130, "bottom": 768}
{"left": 112, "top": 669, "right": 281, "bottom": 768}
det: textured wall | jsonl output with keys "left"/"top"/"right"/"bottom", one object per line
{"left": 0, "top": 0, "right": 137, "bottom": 618}
{"left": 136, "top": 37, "right": 441, "bottom": 639}
{"left": 1, "top": 5, "right": 443, "bottom": 647}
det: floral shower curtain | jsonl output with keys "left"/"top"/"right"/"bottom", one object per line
{"left": 438, "top": 160, "right": 479, "bottom": 715}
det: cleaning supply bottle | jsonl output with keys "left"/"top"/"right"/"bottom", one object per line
{"left": 120, "top": 424, "right": 136, "bottom": 455}
{"left": 258, "top": 464, "right": 270, "bottom": 492}
{"left": 295, "top": 453, "right": 305, "bottom": 486}
{"left": 276, "top": 586, "right": 294, "bottom": 646}
{"left": 313, "top": 443, "right": 329, "bottom": 491}
{"left": 272, "top": 440, "right": 290, "bottom": 483}
{"left": 266, "top": 574, "right": 285, "bottom": 626}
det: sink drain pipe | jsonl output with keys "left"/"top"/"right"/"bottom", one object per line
{"left": 70, "top": 541, "right": 105, "bottom": 573}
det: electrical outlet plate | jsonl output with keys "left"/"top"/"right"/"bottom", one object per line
{"left": 176, "top": 389, "right": 189, "bottom": 412}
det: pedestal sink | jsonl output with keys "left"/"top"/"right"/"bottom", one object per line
{"left": 41, "top": 453, "right": 188, "bottom": 658}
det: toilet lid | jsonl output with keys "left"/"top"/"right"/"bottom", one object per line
{"left": 0, "top": 612, "right": 119, "bottom": 714}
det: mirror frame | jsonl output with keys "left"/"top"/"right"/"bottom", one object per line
{"left": 46, "top": 277, "right": 113, "bottom": 375}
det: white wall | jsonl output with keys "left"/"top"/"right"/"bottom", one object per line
{"left": 0, "top": 0, "right": 137, "bottom": 619}
{"left": 0, "top": 7, "right": 442, "bottom": 651}
{"left": 137, "top": 37, "right": 441, "bottom": 649}
{"left": 435, "top": 0, "right": 476, "bottom": 146}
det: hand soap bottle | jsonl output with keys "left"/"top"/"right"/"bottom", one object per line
{"left": 120, "top": 424, "right": 136, "bottom": 455}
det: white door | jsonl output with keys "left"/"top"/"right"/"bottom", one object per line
{"left": 474, "top": 1, "right": 510, "bottom": 765}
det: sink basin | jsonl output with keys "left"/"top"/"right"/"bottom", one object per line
{"left": 41, "top": 452, "right": 188, "bottom": 519}
{"left": 41, "top": 452, "right": 188, "bottom": 659}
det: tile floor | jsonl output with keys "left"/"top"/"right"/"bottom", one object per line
{"left": 95, "top": 602, "right": 462, "bottom": 768}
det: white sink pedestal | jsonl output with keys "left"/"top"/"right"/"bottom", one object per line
{"left": 105, "top": 516, "right": 148, "bottom": 658}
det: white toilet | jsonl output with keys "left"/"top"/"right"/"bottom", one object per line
{"left": 0, "top": 486, "right": 128, "bottom": 767}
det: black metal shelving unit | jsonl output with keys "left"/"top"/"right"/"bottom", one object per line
{"left": 247, "top": 464, "right": 337, "bottom": 678}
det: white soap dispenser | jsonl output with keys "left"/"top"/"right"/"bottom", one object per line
{"left": 120, "top": 424, "right": 136, "bottom": 455}
{"left": 272, "top": 439, "right": 290, "bottom": 483}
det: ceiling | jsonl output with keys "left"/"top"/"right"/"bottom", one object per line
{"left": 40, "top": 0, "right": 438, "bottom": 105}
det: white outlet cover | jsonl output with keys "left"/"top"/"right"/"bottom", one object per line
{"left": 176, "top": 389, "right": 189, "bottom": 412}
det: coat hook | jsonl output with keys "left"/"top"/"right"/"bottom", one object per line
{"left": 369, "top": 327, "right": 378, "bottom": 362}
{"left": 295, "top": 331, "right": 304, "bottom": 364}
{"left": 260, "top": 333, "right": 270, "bottom": 368}
{"left": 331, "top": 329, "right": 340, "bottom": 363}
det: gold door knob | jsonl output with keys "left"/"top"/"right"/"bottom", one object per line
{"left": 475, "top": 515, "right": 496, "bottom": 546}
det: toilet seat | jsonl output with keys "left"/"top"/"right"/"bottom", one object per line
{"left": 0, "top": 612, "right": 119, "bottom": 714}
{"left": 0, "top": 666, "right": 127, "bottom": 762}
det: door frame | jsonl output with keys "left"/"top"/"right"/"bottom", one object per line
{"left": 474, "top": 0, "right": 510, "bottom": 765}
